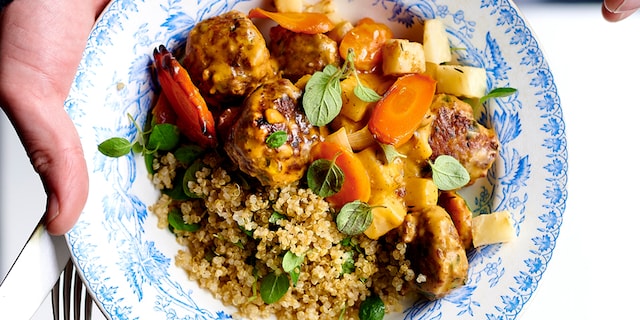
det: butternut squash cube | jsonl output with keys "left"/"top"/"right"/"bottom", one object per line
{"left": 404, "top": 177, "right": 438, "bottom": 210}
{"left": 364, "top": 192, "right": 407, "bottom": 239}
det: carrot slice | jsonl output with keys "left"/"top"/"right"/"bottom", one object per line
{"left": 339, "top": 18, "right": 393, "bottom": 72}
{"left": 368, "top": 74, "right": 437, "bottom": 146}
{"left": 310, "top": 141, "right": 371, "bottom": 208}
{"left": 247, "top": 8, "right": 334, "bottom": 34}
{"left": 151, "top": 92, "right": 177, "bottom": 125}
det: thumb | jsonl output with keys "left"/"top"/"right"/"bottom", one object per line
{"left": 7, "top": 104, "right": 89, "bottom": 236}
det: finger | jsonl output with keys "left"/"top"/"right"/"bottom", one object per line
{"left": 603, "top": 1, "right": 640, "bottom": 21}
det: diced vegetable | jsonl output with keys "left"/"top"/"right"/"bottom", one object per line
{"left": 471, "top": 210, "right": 516, "bottom": 247}
{"left": 247, "top": 8, "right": 335, "bottom": 34}
{"left": 310, "top": 141, "right": 371, "bottom": 208}
{"left": 436, "top": 65, "right": 487, "bottom": 99}
{"left": 368, "top": 73, "right": 437, "bottom": 146}
{"left": 438, "top": 191, "right": 473, "bottom": 249}
{"left": 423, "top": 19, "right": 452, "bottom": 64}
{"left": 381, "top": 39, "right": 426, "bottom": 76}
{"left": 339, "top": 75, "right": 375, "bottom": 122}
{"left": 364, "top": 192, "right": 407, "bottom": 240}
{"left": 339, "top": 18, "right": 393, "bottom": 72}
{"left": 347, "top": 125, "right": 376, "bottom": 151}
{"left": 354, "top": 146, "right": 403, "bottom": 195}
{"left": 274, "top": 0, "right": 303, "bottom": 12}
{"left": 404, "top": 177, "right": 438, "bottom": 210}
{"left": 327, "top": 20, "right": 354, "bottom": 43}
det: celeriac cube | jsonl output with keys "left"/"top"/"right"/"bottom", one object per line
{"left": 471, "top": 210, "right": 516, "bottom": 247}
{"left": 364, "top": 192, "right": 407, "bottom": 240}
{"left": 423, "top": 19, "right": 452, "bottom": 64}
{"left": 381, "top": 39, "right": 426, "bottom": 76}
{"left": 436, "top": 64, "right": 487, "bottom": 99}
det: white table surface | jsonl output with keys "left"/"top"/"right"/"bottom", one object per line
{"left": 2, "top": 2, "right": 638, "bottom": 319}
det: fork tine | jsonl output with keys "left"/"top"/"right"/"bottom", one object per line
{"left": 51, "top": 276, "right": 61, "bottom": 320}
{"left": 84, "top": 287, "right": 93, "bottom": 319}
{"left": 62, "top": 259, "right": 73, "bottom": 320}
{"left": 74, "top": 269, "right": 83, "bottom": 320}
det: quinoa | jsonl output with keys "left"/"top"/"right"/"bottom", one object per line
{"left": 149, "top": 152, "right": 417, "bottom": 319}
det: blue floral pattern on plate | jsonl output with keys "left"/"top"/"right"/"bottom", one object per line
{"left": 66, "top": 0, "right": 567, "bottom": 319}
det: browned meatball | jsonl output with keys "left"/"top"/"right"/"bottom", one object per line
{"left": 224, "top": 78, "right": 322, "bottom": 187}
{"left": 183, "top": 11, "right": 277, "bottom": 104}
{"left": 428, "top": 94, "right": 500, "bottom": 183}
{"left": 269, "top": 25, "right": 340, "bottom": 82}
{"left": 438, "top": 191, "right": 473, "bottom": 250}
{"left": 400, "top": 205, "right": 468, "bottom": 300}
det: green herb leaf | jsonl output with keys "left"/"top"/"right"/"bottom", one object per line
{"left": 147, "top": 123, "right": 180, "bottom": 151}
{"left": 479, "top": 87, "right": 517, "bottom": 104}
{"left": 336, "top": 201, "right": 374, "bottom": 236}
{"left": 354, "top": 83, "right": 382, "bottom": 103}
{"left": 269, "top": 211, "right": 287, "bottom": 224}
{"left": 430, "top": 155, "right": 470, "bottom": 190}
{"left": 303, "top": 65, "right": 343, "bottom": 126}
{"left": 167, "top": 209, "right": 200, "bottom": 232}
{"left": 260, "top": 272, "right": 290, "bottom": 304}
{"left": 98, "top": 137, "right": 133, "bottom": 158}
{"left": 340, "top": 251, "right": 355, "bottom": 275}
{"left": 183, "top": 160, "right": 207, "bottom": 198}
{"left": 266, "top": 130, "right": 288, "bottom": 148}
{"left": 174, "top": 145, "right": 204, "bottom": 165}
{"left": 282, "top": 251, "right": 305, "bottom": 273}
{"left": 379, "top": 144, "right": 406, "bottom": 164}
{"left": 307, "top": 158, "right": 345, "bottom": 197}
{"left": 359, "top": 294, "right": 385, "bottom": 320}
{"left": 282, "top": 251, "right": 305, "bottom": 285}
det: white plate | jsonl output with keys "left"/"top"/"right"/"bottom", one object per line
{"left": 66, "top": 0, "right": 567, "bottom": 318}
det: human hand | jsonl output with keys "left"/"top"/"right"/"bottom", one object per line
{"left": 603, "top": 0, "right": 640, "bottom": 21}
{"left": 0, "top": 0, "right": 109, "bottom": 235}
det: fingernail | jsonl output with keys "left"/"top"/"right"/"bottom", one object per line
{"left": 45, "top": 193, "right": 60, "bottom": 226}
{"left": 604, "top": 0, "right": 627, "bottom": 13}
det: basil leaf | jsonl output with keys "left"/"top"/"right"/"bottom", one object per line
{"left": 307, "top": 159, "right": 345, "bottom": 197}
{"left": 260, "top": 272, "right": 290, "bottom": 304}
{"left": 98, "top": 137, "right": 132, "bottom": 158}
{"left": 303, "top": 65, "right": 342, "bottom": 126}
{"left": 174, "top": 145, "right": 204, "bottom": 165}
{"left": 167, "top": 209, "right": 200, "bottom": 232}
{"left": 266, "top": 130, "right": 288, "bottom": 148}
{"left": 147, "top": 123, "right": 180, "bottom": 151}
{"left": 359, "top": 294, "right": 385, "bottom": 320}
{"left": 430, "top": 155, "right": 470, "bottom": 190}
{"left": 336, "top": 201, "right": 374, "bottom": 236}
{"left": 183, "top": 160, "right": 207, "bottom": 198}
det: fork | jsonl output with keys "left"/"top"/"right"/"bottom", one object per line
{"left": 51, "top": 259, "right": 94, "bottom": 320}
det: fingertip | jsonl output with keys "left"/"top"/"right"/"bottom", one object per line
{"left": 44, "top": 150, "right": 89, "bottom": 236}
{"left": 602, "top": 2, "right": 638, "bottom": 22}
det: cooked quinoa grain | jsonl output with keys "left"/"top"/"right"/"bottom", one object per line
{"left": 150, "top": 152, "right": 417, "bottom": 319}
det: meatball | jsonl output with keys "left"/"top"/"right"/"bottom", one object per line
{"left": 428, "top": 94, "right": 500, "bottom": 183}
{"left": 224, "top": 78, "right": 322, "bottom": 187}
{"left": 400, "top": 205, "right": 469, "bottom": 300}
{"left": 183, "top": 10, "right": 277, "bottom": 104}
{"left": 269, "top": 25, "right": 340, "bottom": 82}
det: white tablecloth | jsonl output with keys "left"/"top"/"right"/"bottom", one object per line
{"left": 2, "top": 2, "right": 638, "bottom": 319}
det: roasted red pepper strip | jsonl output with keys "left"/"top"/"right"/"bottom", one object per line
{"left": 368, "top": 73, "right": 437, "bottom": 146}
{"left": 153, "top": 45, "right": 217, "bottom": 148}
{"left": 247, "top": 7, "right": 334, "bottom": 34}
